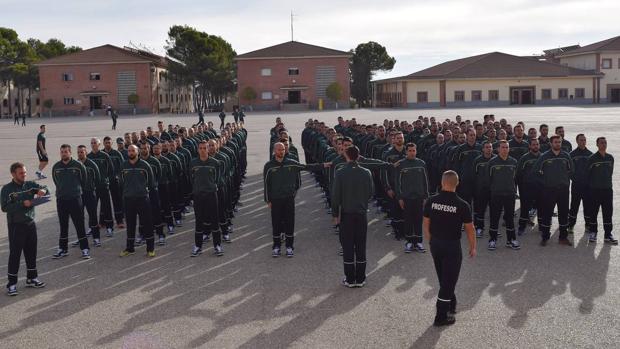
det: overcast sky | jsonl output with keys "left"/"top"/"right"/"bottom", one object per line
{"left": 3, "top": 0, "right": 619, "bottom": 79}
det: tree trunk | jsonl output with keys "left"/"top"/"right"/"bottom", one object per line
{"left": 28, "top": 87, "right": 32, "bottom": 117}
{"left": 7, "top": 82, "right": 12, "bottom": 116}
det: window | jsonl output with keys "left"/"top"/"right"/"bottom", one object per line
{"left": 15, "top": 98, "right": 19, "bottom": 106}
{"left": 488, "top": 90, "right": 499, "bottom": 101}
{"left": 454, "top": 91, "right": 465, "bottom": 102}
{"left": 261, "top": 68, "right": 272, "bottom": 76}
{"left": 159, "top": 95, "right": 163, "bottom": 104}
{"left": 471, "top": 90, "right": 482, "bottom": 101}
{"left": 575, "top": 88, "right": 585, "bottom": 98}
{"left": 558, "top": 88, "right": 568, "bottom": 99}
{"left": 165, "top": 94, "right": 168, "bottom": 103}
{"left": 288, "top": 68, "right": 299, "bottom": 75}
{"left": 417, "top": 92, "right": 428, "bottom": 103}
{"left": 62, "top": 73, "right": 73, "bottom": 81}
{"left": 36, "top": 98, "right": 40, "bottom": 106}
{"left": 63, "top": 97, "right": 75, "bottom": 105}
{"left": 261, "top": 91, "right": 273, "bottom": 100}
{"left": 89, "top": 73, "right": 101, "bottom": 80}
{"left": 602, "top": 59, "right": 612, "bottom": 69}
{"left": 2, "top": 99, "right": 7, "bottom": 107}
{"left": 542, "top": 89, "right": 552, "bottom": 100}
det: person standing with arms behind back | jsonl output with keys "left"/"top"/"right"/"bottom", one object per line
{"left": 35, "top": 125, "right": 48, "bottom": 180}
{"left": 424, "top": 170, "right": 476, "bottom": 326}
{"left": 332, "top": 146, "right": 374, "bottom": 288}
{"left": 218, "top": 109, "right": 226, "bottom": 130}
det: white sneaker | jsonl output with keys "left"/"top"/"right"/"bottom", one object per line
{"left": 488, "top": 240, "right": 497, "bottom": 250}
{"left": 81, "top": 249, "right": 91, "bottom": 259}
{"left": 190, "top": 246, "right": 202, "bottom": 257}
{"left": 167, "top": 225, "right": 175, "bottom": 234}
{"left": 286, "top": 247, "right": 294, "bottom": 257}
{"left": 214, "top": 245, "right": 224, "bottom": 256}
{"left": 506, "top": 239, "right": 521, "bottom": 250}
{"left": 414, "top": 242, "right": 426, "bottom": 253}
{"left": 404, "top": 242, "right": 413, "bottom": 253}
{"left": 106, "top": 228, "right": 113, "bottom": 237}
{"left": 158, "top": 236, "right": 166, "bottom": 246}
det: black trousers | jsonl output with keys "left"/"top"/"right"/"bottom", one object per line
{"left": 158, "top": 183, "right": 173, "bottom": 229}
{"left": 217, "top": 186, "right": 228, "bottom": 232}
{"left": 539, "top": 186, "right": 569, "bottom": 240}
{"left": 82, "top": 191, "right": 100, "bottom": 239}
{"left": 403, "top": 198, "right": 424, "bottom": 244}
{"left": 518, "top": 182, "right": 539, "bottom": 229}
{"left": 219, "top": 118, "right": 225, "bottom": 129}
{"left": 124, "top": 196, "right": 154, "bottom": 252}
{"left": 489, "top": 194, "right": 516, "bottom": 241}
{"left": 112, "top": 118, "right": 117, "bottom": 130}
{"left": 588, "top": 188, "right": 613, "bottom": 236}
{"left": 341, "top": 212, "right": 367, "bottom": 284}
{"left": 7, "top": 222, "right": 38, "bottom": 287}
{"left": 169, "top": 181, "right": 182, "bottom": 221}
{"left": 569, "top": 183, "right": 590, "bottom": 228}
{"left": 430, "top": 239, "right": 461, "bottom": 318}
{"left": 389, "top": 197, "right": 404, "bottom": 238}
{"left": 474, "top": 189, "right": 490, "bottom": 230}
{"left": 96, "top": 186, "right": 113, "bottom": 229}
{"left": 109, "top": 177, "right": 124, "bottom": 224}
{"left": 57, "top": 197, "right": 89, "bottom": 250}
{"left": 270, "top": 196, "right": 295, "bottom": 248}
{"left": 194, "top": 192, "right": 221, "bottom": 248}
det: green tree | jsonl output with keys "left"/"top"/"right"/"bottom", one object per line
{"left": 43, "top": 98, "right": 53, "bottom": 117}
{"left": 350, "top": 42, "right": 396, "bottom": 106}
{"left": 325, "top": 82, "right": 343, "bottom": 109}
{"left": 241, "top": 86, "right": 257, "bottom": 107}
{"left": 127, "top": 93, "right": 139, "bottom": 114}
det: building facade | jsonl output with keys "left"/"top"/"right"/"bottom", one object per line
{"left": 235, "top": 41, "right": 351, "bottom": 111}
{"left": 1, "top": 81, "right": 41, "bottom": 118}
{"left": 36, "top": 45, "right": 193, "bottom": 116}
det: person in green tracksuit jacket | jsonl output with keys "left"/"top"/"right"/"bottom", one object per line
{"left": 76, "top": 145, "right": 102, "bottom": 247}
{"left": 586, "top": 137, "right": 617, "bottom": 245}
{"left": 263, "top": 142, "right": 327, "bottom": 258}
{"left": 472, "top": 141, "right": 494, "bottom": 239}
{"left": 2, "top": 162, "right": 49, "bottom": 296}
{"left": 394, "top": 143, "right": 429, "bottom": 254}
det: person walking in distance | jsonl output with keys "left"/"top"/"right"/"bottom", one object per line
{"left": 35, "top": 125, "right": 48, "bottom": 180}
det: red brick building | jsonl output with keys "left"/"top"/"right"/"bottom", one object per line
{"left": 235, "top": 41, "right": 351, "bottom": 110}
{"left": 36, "top": 45, "right": 193, "bottom": 116}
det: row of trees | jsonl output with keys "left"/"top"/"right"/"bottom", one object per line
{"left": 0, "top": 27, "right": 81, "bottom": 116}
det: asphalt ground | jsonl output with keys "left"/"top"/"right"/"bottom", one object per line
{"left": 0, "top": 106, "right": 618, "bottom": 348}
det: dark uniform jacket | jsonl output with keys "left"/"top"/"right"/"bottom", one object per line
{"left": 120, "top": 159, "right": 155, "bottom": 198}
{"left": 487, "top": 155, "right": 518, "bottom": 195}
{"left": 533, "top": 150, "right": 574, "bottom": 188}
{"left": 1, "top": 181, "right": 47, "bottom": 224}
{"left": 190, "top": 157, "right": 221, "bottom": 194}
{"left": 331, "top": 161, "right": 374, "bottom": 216}
{"left": 52, "top": 159, "right": 87, "bottom": 199}
{"left": 394, "top": 158, "right": 429, "bottom": 200}
{"left": 570, "top": 147, "right": 593, "bottom": 186}
{"left": 263, "top": 159, "right": 322, "bottom": 202}
{"left": 587, "top": 152, "right": 614, "bottom": 190}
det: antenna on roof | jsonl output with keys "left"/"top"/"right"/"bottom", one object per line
{"left": 291, "top": 10, "right": 295, "bottom": 42}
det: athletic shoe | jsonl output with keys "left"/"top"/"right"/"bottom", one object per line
{"left": 338, "top": 247, "right": 343, "bottom": 256}
{"left": 7, "top": 284, "right": 18, "bottom": 296}
{"left": 517, "top": 227, "right": 526, "bottom": 236}
{"left": 414, "top": 243, "right": 426, "bottom": 253}
{"left": 528, "top": 208, "right": 537, "bottom": 218}
{"left": 487, "top": 240, "right": 497, "bottom": 251}
{"left": 433, "top": 315, "right": 456, "bottom": 327}
{"left": 147, "top": 251, "right": 156, "bottom": 258}
{"left": 70, "top": 240, "right": 80, "bottom": 247}
{"left": 404, "top": 242, "right": 413, "bottom": 253}
{"left": 52, "top": 249, "right": 68, "bottom": 259}
{"left": 327, "top": 208, "right": 332, "bottom": 215}
{"left": 106, "top": 228, "right": 113, "bottom": 237}
{"left": 286, "top": 247, "right": 294, "bottom": 257}
{"left": 25, "top": 278, "right": 46, "bottom": 288}
{"left": 604, "top": 234, "right": 618, "bottom": 245}
{"left": 558, "top": 238, "right": 573, "bottom": 246}
{"left": 202, "top": 233, "right": 211, "bottom": 242}
{"left": 135, "top": 237, "right": 143, "bottom": 246}
{"left": 183, "top": 207, "right": 190, "bottom": 214}
{"left": 175, "top": 219, "right": 182, "bottom": 227}
{"left": 93, "top": 239, "right": 101, "bottom": 247}
{"left": 355, "top": 280, "right": 367, "bottom": 288}
{"left": 223, "top": 234, "right": 231, "bottom": 243}
{"left": 85, "top": 229, "right": 92, "bottom": 237}
{"left": 506, "top": 240, "right": 521, "bottom": 250}
{"left": 342, "top": 277, "right": 355, "bottom": 288}
{"left": 81, "top": 249, "right": 91, "bottom": 259}
{"left": 384, "top": 219, "right": 393, "bottom": 227}
{"left": 589, "top": 232, "right": 597, "bottom": 242}
{"left": 167, "top": 225, "right": 175, "bottom": 234}
{"left": 119, "top": 249, "right": 135, "bottom": 257}
{"left": 158, "top": 236, "right": 166, "bottom": 246}
{"left": 475, "top": 228, "right": 483, "bottom": 239}
{"left": 190, "top": 246, "right": 202, "bottom": 257}
{"left": 214, "top": 245, "right": 224, "bottom": 256}
{"left": 272, "top": 247, "right": 281, "bottom": 258}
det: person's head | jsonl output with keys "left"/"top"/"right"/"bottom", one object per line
{"left": 344, "top": 145, "right": 360, "bottom": 162}
{"left": 77, "top": 145, "right": 88, "bottom": 160}
{"left": 498, "top": 140, "right": 509, "bottom": 158}
{"left": 405, "top": 143, "right": 417, "bottom": 159}
{"left": 90, "top": 138, "right": 101, "bottom": 152}
{"left": 514, "top": 125, "right": 524, "bottom": 138}
{"left": 393, "top": 132, "right": 404, "bottom": 147}
{"left": 498, "top": 129, "right": 507, "bottom": 141}
{"left": 576, "top": 134, "right": 586, "bottom": 148}
{"left": 528, "top": 138, "right": 540, "bottom": 153}
{"left": 280, "top": 138, "right": 290, "bottom": 152}
{"left": 157, "top": 121, "right": 164, "bottom": 132}
{"left": 555, "top": 126, "right": 565, "bottom": 139}
{"left": 139, "top": 141, "right": 150, "bottom": 158}
{"left": 441, "top": 170, "right": 459, "bottom": 192}
{"left": 341, "top": 137, "right": 353, "bottom": 152}
{"left": 208, "top": 139, "right": 218, "bottom": 155}
{"left": 167, "top": 140, "right": 176, "bottom": 152}
{"left": 40, "top": 125, "right": 46, "bottom": 133}
{"left": 443, "top": 129, "right": 453, "bottom": 142}
{"left": 124, "top": 133, "right": 132, "bottom": 145}
{"left": 10, "top": 162, "right": 27, "bottom": 183}
{"left": 60, "top": 144, "right": 72, "bottom": 161}
{"left": 466, "top": 129, "right": 476, "bottom": 144}
{"left": 127, "top": 144, "right": 138, "bottom": 160}
{"left": 131, "top": 132, "right": 139, "bottom": 143}
{"left": 273, "top": 142, "right": 286, "bottom": 160}
{"left": 539, "top": 124, "right": 549, "bottom": 137}
{"left": 482, "top": 141, "right": 493, "bottom": 157}
{"left": 116, "top": 137, "right": 124, "bottom": 150}
{"left": 550, "top": 135, "right": 562, "bottom": 151}
{"left": 103, "top": 136, "right": 112, "bottom": 150}
{"left": 487, "top": 127, "right": 497, "bottom": 140}
{"left": 596, "top": 137, "right": 607, "bottom": 153}
{"left": 475, "top": 123, "right": 484, "bottom": 137}
{"left": 436, "top": 133, "right": 445, "bottom": 145}
{"left": 153, "top": 142, "right": 162, "bottom": 156}
{"left": 146, "top": 127, "right": 153, "bottom": 137}
{"left": 139, "top": 130, "right": 147, "bottom": 140}
{"left": 198, "top": 141, "right": 208, "bottom": 158}
{"left": 456, "top": 132, "right": 466, "bottom": 144}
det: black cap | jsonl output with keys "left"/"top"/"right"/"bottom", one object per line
{"left": 116, "top": 137, "right": 124, "bottom": 144}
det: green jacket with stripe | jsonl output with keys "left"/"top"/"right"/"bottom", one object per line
{"left": 587, "top": 152, "right": 614, "bottom": 189}
{"left": 1, "top": 180, "right": 48, "bottom": 224}
{"left": 533, "top": 150, "right": 574, "bottom": 189}
{"left": 190, "top": 157, "right": 221, "bottom": 194}
{"left": 331, "top": 161, "right": 374, "bottom": 216}
{"left": 120, "top": 159, "right": 155, "bottom": 198}
{"left": 394, "top": 158, "right": 429, "bottom": 200}
{"left": 263, "top": 158, "right": 323, "bottom": 202}
{"left": 487, "top": 155, "right": 518, "bottom": 195}
{"left": 52, "top": 158, "right": 87, "bottom": 199}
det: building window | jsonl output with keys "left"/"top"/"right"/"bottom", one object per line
{"left": 417, "top": 92, "right": 428, "bottom": 103}
{"left": 542, "top": 89, "right": 552, "bottom": 100}
{"left": 488, "top": 90, "right": 499, "bottom": 101}
{"left": 89, "top": 73, "right": 101, "bottom": 81}
{"left": 159, "top": 95, "right": 163, "bottom": 104}
{"left": 62, "top": 73, "right": 73, "bottom": 81}
{"left": 2, "top": 99, "right": 7, "bottom": 107}
{"left": 471, "top": 90, "right": 482, "bottom": 101}
{"left": 36, "top": 98, "right": 40, "bottom": 106}
{"left": 15, "top": 98, "right": 19, "bottom": 106}
{"left": 261, "top": 91, "right": 272, "bottom": 100}
{"left": 261, "top": 68, "right": 272, "bottom": 76}
{"left": 63, "top": 97, "right": 75, "bottom": 105}
{"left": 575, "top": 88, "right": 585, "bottom": 98}
{"left": 602, "top": 58, "right": 612, "bottom": 69}
{"left": 454, "top": 91, "right": 465, "bottom": 102}
{"left": 165, "top": 94, "right": 168, "bottom": 103}
{"left": 558, "top": 88, "right": 568, "bottom": 99}
{"left": 288, "top": 68, "right": 299, "bottom": 76}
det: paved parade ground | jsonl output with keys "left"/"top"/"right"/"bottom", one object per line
{"left": 0, "top": 106, "right": 619, "bottom": 348}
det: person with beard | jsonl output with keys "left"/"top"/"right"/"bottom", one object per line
{"left": 516, "top": 138, "right": 542, "bottom": 236}
{"left": 87, "top": 138, "right": 115, "bottom": 237}
{"left": 587, "top": 137, "right": 617, "bottom": 245}
{"left": 137, "top": 142, "right": 163, "bottom": 248}
{"left": 473, "top": 141, "right": 494, "bottom": 239}
{"left": 568, "top": 134, "right": 593, "bottom": 233}
{"left": 382, "top": 131, "right": 407, "bottom": 240}
{"left": 103, "top": 136, "right": 125, "bottom": 229}
{"left": 453, "top": 129, "right": 481, "bottom": 209}
{"left": 152, "top": 142, "right": 174, "bottom": 245}
{"left": 72, "top": 145, "right": 102, "bottom": 248}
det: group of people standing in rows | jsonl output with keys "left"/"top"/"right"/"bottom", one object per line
{"left": 2, "top": 119, "right": 247, "bottom": 296}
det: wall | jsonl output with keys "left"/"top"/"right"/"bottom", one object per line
{"left": 599, "top": 53, "right": 620, "bottom": 99}
{"left": 560, "top": 54, "right": 597, "bottom": 70}
{"left": 406, "top": 80, "right": 440, "bottom": 104}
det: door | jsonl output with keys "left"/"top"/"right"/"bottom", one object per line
{"left": 521, "top": 89, "right": 533, "bottom": 104}
{"left": 611, "top": 89, "right": 620, "bottom": 103}
{"left": 89, "top": 96, "right": 102, "bottom": 110}
{"left": 288, "top": 91, "right": 301, "bottom": 104}
{"left": 510, "top": 87, "right": 535, "bottom": 105}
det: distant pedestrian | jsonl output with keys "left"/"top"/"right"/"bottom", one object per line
{"left": 36, "top": 125, "right": 49, "bottom": 180}
{"left": 21, "top": 114, "right": 26, "bottom": 127}
{"left": 218, "top": 110, "right": 226, "bottom": 130}
{"left": 197, "top": 111, "right": 205, "bottom": 125}
{"left": 13, "top": 112, "right": 19, "bottom": 126}
{"left": 111, "top": 110, "right": 118, "bottom": 130}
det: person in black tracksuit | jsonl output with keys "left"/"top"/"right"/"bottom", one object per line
{"left": 382, "top": 132, "right": 407, "bottom": 240}
{"left": 218, "top": 110, "right": 226, "bottom": 130}
{"left": 424, "top": 170, "right": 476, "bottom": 327}
{"left": 52, "top": 144, "right": 91, "bottom": 259}
{"left": 88, "top": 139, "right": 115, "bottom": 236}
{"left": 332, "top": 146, "right": 374, "bottom": 288}
{"left": 164, "top": 140, "right": 184, "bottom": 227}
{"left": 76, "top": 145, "right": 102, "bottom": 247}
{"left": 587, "top": 137, "right": 617, "bottom": 245}
{"left": 2, "top": 162, "right": 48, "bottom": 296}
{"left": 533, "top": 135, "right": 574, "bottom": 246}
{"left": 568, "top": 134, "right": 592, "bottom": 233}
{"left": 453, "top": 129, "right": 481, "bottom": 209}
{"left": 472, "top": 141, "right": 494, "bottom": 239}
{"left": 394, "top": 143, "right": 429, "bottom": 253}
{"left": 516, "top": 138, "right": 541, "bottom": 235}
{"left": 153, "top": 142, "right": 174, "bottom": 243}
{"left": 139, "top": 142, "right": 163, "bottom": 247}
{"left": 103, "top": 137, "right": 125, "bottom": 228}
{"left": 486, "top": 140, "right": 519, "bottom": 250}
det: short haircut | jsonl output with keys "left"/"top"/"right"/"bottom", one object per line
{"left": 539, "top": 124, "right": 548, "bottom": 130}
{"left": 77, "top": 144, "right": 87, "bottom": 149}
{"left": 345, "top": 145, "right": 359, "bottom": 160}
{"left": 342, "top": 136, "right": 353, "bottom": 143}
{"left": 10, "top": 162, "right": 24, "bottom": 173}
{"left": 498, "top": 140, "right": 509, "bottom": 145}
{"left": 550, "top": 135, "right": 561, "bottom": 143}
{"left": 576, "top": 133, "right": 585, "bottom": 142}
{"left": 40, "top": 124, "right": 45, "bottom": 129}
{"left": 442, "top": 170, "right": 459, "bottom": 187}
{"left": 596, "top": 137, "right": 606, "bottom": 144}
{"left": 555, "top": 126, "right": 564, "bottom": 132}
{"left": 405, "top": 142, "right": 416, "bottom": 150}
{"left": 60, "top": 144, "right": 71, "bottom": 150}
{"left": 103, "top": 136, "right": 111, "bottom": 142}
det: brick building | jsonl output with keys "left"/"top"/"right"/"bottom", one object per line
{"left": 36, "top": 45, "right": 193, "bottom": 116}
{"left": 235, "top": 41, "right": 351, "bottom": 110}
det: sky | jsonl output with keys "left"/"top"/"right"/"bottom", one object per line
{"left": 3, "top": 0, "right": 619, "bottom": 80}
